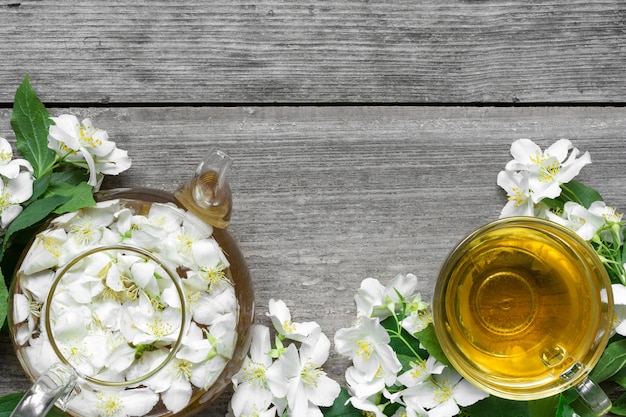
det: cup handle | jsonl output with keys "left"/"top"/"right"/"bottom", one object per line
{"left": 10, "top": 363, "right": 77, "bottom": 417}
{"left": 575, "top": 377, "right": 612, "bottom": 416}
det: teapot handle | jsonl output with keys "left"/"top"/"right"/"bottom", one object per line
{"left": 11, "top": 363, "right": 77, "bottom": 417}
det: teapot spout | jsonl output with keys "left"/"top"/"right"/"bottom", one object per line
{"left": 11, "top": 363, "right": 77, "bottom": 417}
{"left": 175, "top": 148, "right": 233, "bottom": 229}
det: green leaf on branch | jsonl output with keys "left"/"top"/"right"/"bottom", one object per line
{"left": 590, "top": 339, "right": 626, "bottom": 383}
{"left": 610, "top": 392, "right": 626, "bottom": 416}
{"left": 527, "top": 395, "right": 559, "bottom": 417}
{"left": 558, "top": 180, "right": 603, "bottom": 209}
{"left": 415, "top": 323, "right": 452, "bottom": 367}
{"left": 10, "top": 76, "right": 56, "bottom": 179}
{"left": 0, "top": 268, "right": 7, "bottom": 333}
{"left": 0, "top": 392, "right": 67, "bottom": 417}
{"left": 320, "top": 388, "right": 361, "bottom": 417}
{"left": 48, "top": 180, "right": 95, "bottom": 214}
{"left": 30, "top": 172, "right": 52, "bottom": 201}
{"left": 2, "top": 194, "right": 71, "bottom": 251}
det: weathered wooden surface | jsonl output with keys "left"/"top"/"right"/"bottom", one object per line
{"left": 1, "top": 106, "right": 625, "bottom": 415}
{"left": 1, "top": 0, "right": 625, "bottom": 414}
{"left": 0, "top": 0, "right": 625, "bottom": 104}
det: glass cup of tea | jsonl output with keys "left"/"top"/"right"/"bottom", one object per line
{"left": 433, "top": 217, "right": 613, "bottom": 416}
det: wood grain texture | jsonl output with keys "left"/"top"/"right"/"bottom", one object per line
{"left": 0, "top": 106, "right": 625, "bottom": 415}
{"left": 0, "top": 0, "right": 624, "bottom": 104}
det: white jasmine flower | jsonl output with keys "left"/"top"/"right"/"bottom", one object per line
{"left": 393, "top": 406, "right": 428, "bottom": 417}
{"left": 231, "top": 325, "right": 286, "bottom": 417}
{"left": 51, "top": 311, "right": 108, "bottom": 377}
{"left": 344, "top": 364, "right": 388, "bottom": 399}
{"left": 121, "top": 292, "right": 184, "bottom": 346}
{"left": 497, "top": 170, "right": 535, "bottom": 218}
{"left": 230, "top": 403, "right": 277, "bottom": 417}
{"left": 23, "top": 335, "right": 59, "bottom": 378}
{"left": 348, "top": 395, "right": 387, "bottom": 417}
{"left": 589, "top": 201, "right": 624, "bottom": 243}
{"left": 135, "top": 330, "right": 217, "bottom": 414}
{"left": 19, "top": 228, "right": 68, "bottom": 275}
{"left": 400, "top": 293, "right": 432, "bottom": 336}
{"left": 612, "top": 284, "right": 626, "bottom": 336}
{"left": 185, "top": 238, "right": 231, "bottom": 293}
{"left": 18, "top": 269, "right": 55, "bottom": 303}
{"left": 67, "top": 387, "right": 159, "bottom": 417}
{"left": 206, "top": 312, "right": 238, "bottom": 360}
{"left": 504, "top": 138, "right": 591, "bottom": 203}
{"left": 12, "top": 291, "right": 42, "bottom": 345}
{"left": 547, "top": 201, "right": 606, "bottom": 241}
{"left": 334, "top": 316, "right": 401, "bottom": 384}
{"left": 0, "top": 137, "right": 33, "bottom": 179}
{"left": 355, "top": 273, "right": 418, "bottom": 319}
{"left": 0, "top": 168, "right": 34, "bottom": 228}
{"left": 404, "top": 367, "right": 488, "bottom": 417}
{"left": 397, "top": 356, "right": 445, "bottom": 387}
{"left": 266, "top": 299, "right": 320, "bottom": 343}
{"left": 180, "top": 281, "right": 237, "bottom": 326}
{"left": 48, "top": 114, "right": 131, "bottom": 187}
{"left": 272, "top": 333, "right": 340, "bottom": 417}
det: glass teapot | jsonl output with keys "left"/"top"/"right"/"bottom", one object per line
{"left": 8, "top": 149, "right": 255, "bottom": 417}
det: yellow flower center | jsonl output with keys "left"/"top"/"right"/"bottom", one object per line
{"left": 171, "top": 359, "right": 193, "bottom": 381}
{"left": 507, "top": 187, "right": 525, "bottom": 207}
{"left": 96, "top": 392, "right": 123, "bottom": 417}
{"left": 282, "top": 320, "right": 296, "bottom": 333}
{"left": 79, "top": 124, "right": 103, "bottom": 148}
{"left": 148, "top": 317, "right": 173, "bottom": 338}
{"left": 300, "top": 360, "right": 323, "bottom": 388}
{"left": 0, "top": 191, "right": 12, "bottom": 210}
{"left": 70, "top": 216, "right": 100, "bottom": 245}
{"left": 434, "top": 379, "right": 454, "bottom": 404}
{"left": 409, "top": 359, "right": 427, "bottom": 379}
{"left": 243, "top": 361, "right": 268, "bottom": 387}
{"left": 538, "top": 160, "right": 561, "bottom": 183}
{"left": 199, "top": 265, "right": 227, "bottom": 289}
{"left": 0, "top": 148, "right": 12, "bottom": 162}
{"left": 41, "top": 235, "right": 62, "bottom": 258}
{"left": 356, "top": 340, "right": 372, "bottom": 360}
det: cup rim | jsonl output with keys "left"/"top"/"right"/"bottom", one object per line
{"left": 432, "top": 216, "right": 614, "bottom": 400}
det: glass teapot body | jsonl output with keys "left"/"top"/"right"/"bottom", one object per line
{"left": 8, "top": 149, "right": 254, "bottom": 417}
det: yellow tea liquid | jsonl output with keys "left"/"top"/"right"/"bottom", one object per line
{"left": 434, "top": 219, "right": 612, "bottom": 399}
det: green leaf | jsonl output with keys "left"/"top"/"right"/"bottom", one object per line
{"left": 0, "top": 392, "right": 68, "bottom": 417}
{"left": 528, "top": 395, "right": 559, "bottom": 417}
{"left": 415, "top": 323, "right": 452, "bottom": 367}
{"left": 590, "top": 339, "right": 626, "bottom": 383}
{"left": 0, "top": 268, "right": 6, "bottom": 332}
{"left": 320, "top": 388, "right": 361, "bottom": 417}
{"left": 2, "top": 194, "right": 71, "bottom": 251}
{"left": 47, "top": 180, "right": 96, "bottom": 214}
{"left": 558, "top": 180, "right": 603, "bottom": 209}
{"left": 50, "top": 169, "right": 90, "bottom": 187}
{"left": 463, "top": 396, "right": 530, "bottom": 417}
{"left": 10, "top": 75, "right": 56, "bottom": 178}
{"left": 0, "top": 393, "right": 23, "bottom": 416}
{"left": 30, "top": 172, "right": 52, "bottom": 201}
{"left": 610, "top": 392, "right": 626, "bottom": 416}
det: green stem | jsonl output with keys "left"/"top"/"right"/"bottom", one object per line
{"left": 387, "top": 309, "right": 422, "bottom": 359}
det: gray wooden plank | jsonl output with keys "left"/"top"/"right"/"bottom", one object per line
{"left": 0, "top": 0, "right": 624, "bottom": 104}
{"left": 0, "top": 105, "right": 625, "bottom": 415}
